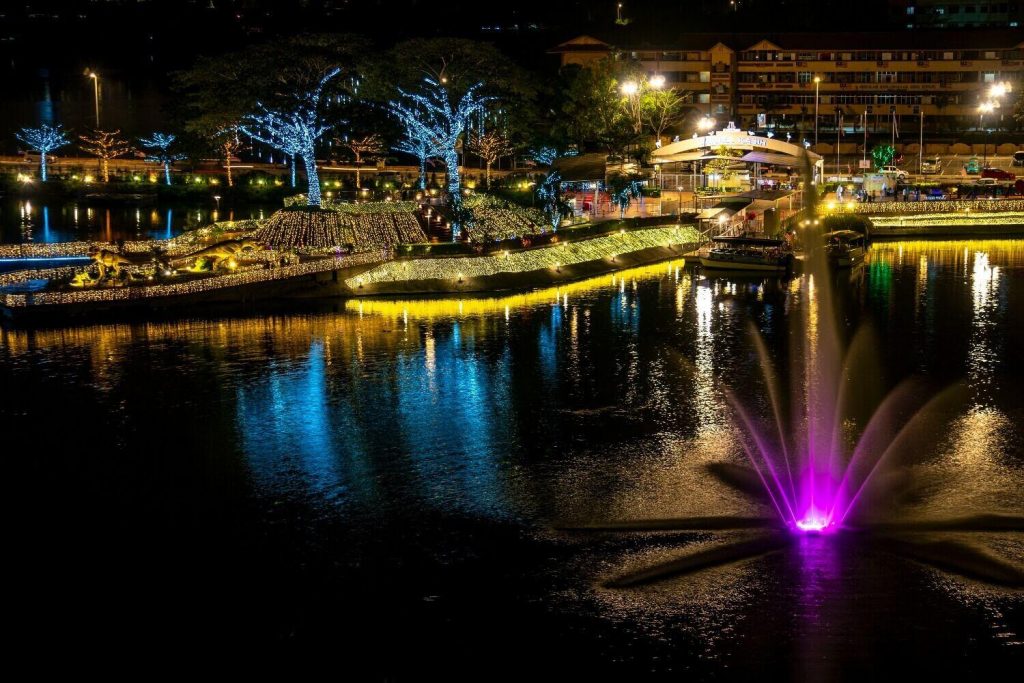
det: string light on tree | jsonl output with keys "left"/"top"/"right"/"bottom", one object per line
{"left": 389, "top": 79, "right": 492, "bottom": 240}
{"left": 15, "top": 124, "right": 69, "bottom": 182}
{"left": 139, "top": 132, "right": 185, "bottom": 186}
{"left": 241, "top": 68, "right": 341, "bottom": 208}
{"left": 339, "top": 134, "right": 384, "bottom": 189}
{"left": 393, "top": 131, "right": 440, "bottom": 190}
{"left": 78, "top": 129, "right": 132, "bottom": 182}
{"left": 536, "top": 171, "right": 572, "bottom": 232}
{"left": 466, "top": 128, "right": 513, "bottom": 189}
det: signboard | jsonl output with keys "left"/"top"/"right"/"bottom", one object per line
{"left": 858, "top": 159, "right": 871, "bottom": 169}
{"left": 712, "top": 132, "right": 769, "bottom": 148}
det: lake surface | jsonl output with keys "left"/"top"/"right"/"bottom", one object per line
{"left": 0, "top": 198, "right": 278, "bottom": 245}
{"left": 3, "top": 243, "right": 1023, "bottom": 675}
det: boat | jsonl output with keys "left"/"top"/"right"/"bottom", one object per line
{"left": 823, "top": 230, "right": 866, "bottom": 268}
{"left": 699, "top": 236, "right": 794, "bottom": 273}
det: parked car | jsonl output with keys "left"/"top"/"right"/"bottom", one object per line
{"left": 1013, "top": 151, "right": 1024, "bottom": 167}
{"left": 920, "top": 157, "right": 942, "bottom": 174}
{"left": 981, "top": 167, "right": 1016, "bottom": 181}
{"left": 880, "top": 166, "right": 908, "bottom": 181}
{"left": 978, "top": 167, "right": 1011, "bottom": 181}
{"left": 975, "top": 178, "right": 998, "bottom": 187}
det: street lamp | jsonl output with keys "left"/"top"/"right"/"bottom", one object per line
{"left": 649, "top": 74, "right": 666, "bottom": 89}
{"left": 978, "top": 101, "right": 997, "bottom": 167}
{"left": 86, "top": 70, "right": 100, "bottom": 128}
{"left": 620, "top": 81, "right": 638, "bottom": 96}
{"left": 813, "top": 76, "right": 821, "bottom": 147}
{"left": 696, "top": 116, "right": 716, "bottom": 191}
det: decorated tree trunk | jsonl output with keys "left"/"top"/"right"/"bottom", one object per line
{"left": 445, "top": 149, "right": 461, "bottom": 240}
{"left": 303, "top": 153, "right": 322, "bottom": 207}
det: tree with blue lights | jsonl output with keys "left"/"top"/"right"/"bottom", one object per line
{"left": 393, "top": 130, "right": 439, "bottom": 190}
{"left": 530, "top": 146, "right": 559, "bottom": 166}
{"left": 390, "top": 79, "right": 491, "bottom": 239}
{"left": 536, "top": 171, "right": 572, "bottom": 232}
{"left": 609, "top": 174, "right": 643, "bottom": 219}
{"left": 16, "top": 124, "right": 69, "bottom": 182}
{"left": 241, "top": 68, "right": 340, "bottom": 208}
{"left": 139, "top": 132, "right": 185, "bottom": 185}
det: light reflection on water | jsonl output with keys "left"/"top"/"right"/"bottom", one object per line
{"left": 0, "top": 199, "right": 277, "bottom": 244}
{"left": 2, "top": 245, "right": 1024, "bottom": 667}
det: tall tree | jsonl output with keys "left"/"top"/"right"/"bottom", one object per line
{"left": 15, "top": 124, "right": 69, "bottom": 181}
{"left": 210, "top": 126, "right": 243, "bottom": 187}
{"left": 241, "top": 69, "right": 341, "bottom": 207}
{"left": 174, "top": 33, "right": 365, "bottom": 181}
{"left": 366, "top": 37, "right": 541, "bottom": 155}
{"left": 643, "top": 88, "right": 690, "bottom": 145}
{"left": 390, "top": 80, "right": 491, "bottom": 239}
{"left": 79, "top": 129, "right": 131, "bottom": 182}
{"left": 557, "top": 59, "right": 640, "bottom": 155}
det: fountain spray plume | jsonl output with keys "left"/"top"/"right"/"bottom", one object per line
{"left": 728, "top": 152, "right": 962, "bottom": 534}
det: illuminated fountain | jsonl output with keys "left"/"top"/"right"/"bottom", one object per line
{"left": 564, "top": 157, "right": 1024, "bottom": 587}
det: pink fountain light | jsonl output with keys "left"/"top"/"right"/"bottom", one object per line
{"left": 728, "top": 215, "right": 946, "bottom": 538}
{"left": 794, "top": 507, "right": 833, "bottom": 533}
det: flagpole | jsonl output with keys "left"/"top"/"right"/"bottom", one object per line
{"left": 863, "top": 111, "right": 867, "bottom": 164}
{"left": 919, "top": 109, "right": 924, "bottom": 176}
{"left": 836, "top": 111, "right": 841, "bottom": 179}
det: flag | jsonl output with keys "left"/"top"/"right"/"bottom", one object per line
{"left": 838, "top": 112, "right": 844, "bottom": 136}
{"left": 893, "top": 111, "right": 900, "bottom": 139}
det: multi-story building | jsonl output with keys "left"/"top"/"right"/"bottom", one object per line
{"left": 891, "top": 1, "right": 1023, "bottom": 29}
{"left": 551, "top": 31, "right": 1024, "bottom": 135}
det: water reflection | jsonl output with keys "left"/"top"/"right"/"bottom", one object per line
{"left": 2, "top": 240, "right": 1024, "bottom": 669}
{"left": 0, "top": 200, "right": 277, "bottom": 244}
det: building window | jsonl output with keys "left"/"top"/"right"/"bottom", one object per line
{"left": 983, "top": 72, "right": 996, "bottom": 82}
{"left": 906, "top": 6, "right": 914, "bottom": 14}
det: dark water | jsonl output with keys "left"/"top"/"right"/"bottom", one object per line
{"left": 3, "top": 244, "right": 1024, "bottom": 675}
{"left": 0, "top": 199, "right": 277, "bottom": 245}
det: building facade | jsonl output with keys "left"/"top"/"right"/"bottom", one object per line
{"left": 891, "top": 1, "right": 1023, "bottom": 29}
{"left": 552, "top": 32, "right": 1024, "bottom": 135}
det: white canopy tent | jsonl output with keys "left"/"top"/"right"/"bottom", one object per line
{"left": 653, "top": 124, "right": 824, "bottom": 183}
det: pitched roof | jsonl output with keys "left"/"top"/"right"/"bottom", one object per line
{"left": 550, "top": 29, "right": 1024, "bottom": 54}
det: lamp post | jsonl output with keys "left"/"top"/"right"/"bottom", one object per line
{"left": 697, "top": 116, "right": 716, "bottom": 192}
{"left": 977, "top": 101, "right": 996, "bottom": 168}
{"left": 86, "top": 71, "right": 100, "bottom": 128}
{"left": 813, "top": 76, "right": 821, "bottom": 147}
{"left": 977, "top": 82, "right": 1012, "bottom": 168}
